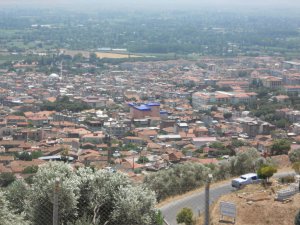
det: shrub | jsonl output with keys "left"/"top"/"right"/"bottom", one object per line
{"left": 279, "top": 175, "right": 295, "bottom": 184}
{"left": 176, "top": 208, "right": 194, "bottom": 225}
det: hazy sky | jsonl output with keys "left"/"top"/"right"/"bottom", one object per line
{"left": 0, "top": 0, "right": 299, "bottom": 11}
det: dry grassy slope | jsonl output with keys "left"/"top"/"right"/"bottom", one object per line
{"left": 206, "top": 181, "right": 299, "bottom": 225}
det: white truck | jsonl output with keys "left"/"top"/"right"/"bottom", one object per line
{"left": 231, "top": 173, "right": 260, "bottom": 188}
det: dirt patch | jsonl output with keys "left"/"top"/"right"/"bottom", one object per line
{"left": 271, "top": 155, "right": 291, "bottom": 168}
{"left": 60, "top": 49, "right": 142, "bottom": 59}
{"left": 205, "top": 181, "right": 299, "bottom": 225}
{"left": 96, "top": 52, "right": 141, "bottom": 59}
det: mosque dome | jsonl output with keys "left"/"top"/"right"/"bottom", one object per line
{"left": 49, "top": 73, "right": 60, "bottom": 79}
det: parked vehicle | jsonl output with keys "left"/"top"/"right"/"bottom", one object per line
{"left": 231, "top": 173, "right": 260, "bottom": 188}
{"left": 104, "top": 167, "right": 116, "bottom": 173}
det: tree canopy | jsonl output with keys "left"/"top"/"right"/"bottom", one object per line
{"left": 271, "top": 139, "right": 291, "bottom": 155}
{"left": 3, "top": 162, "right": 159, "bottom": 225}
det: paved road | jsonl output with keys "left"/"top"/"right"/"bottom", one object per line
{"left": 160, "top": 171, "right": 295, "bottom": 225}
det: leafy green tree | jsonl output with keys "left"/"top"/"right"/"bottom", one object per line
{"left": 271, "top": 139, "right": 291, "bottom": 155}
{"left": 257, "top": 165, "right": 277, "bottom": 182}
{"left": 137, "top": 156, "right": 150, "bottom": 164}
{"left": 176, "top": 208, "right": 194, "bottom": 225}
{"left": 0, "top": 172, "right": 16, "bottom": 187}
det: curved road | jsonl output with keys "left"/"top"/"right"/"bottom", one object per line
{"left": 160, "top": 172, "right": 295, "bottom": 225}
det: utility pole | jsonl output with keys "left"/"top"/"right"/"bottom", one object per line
{"left": 53, "top": 177, "right": 60, "bottom": 225}
{"left": 104, "top": 134, "right": 111, "bottom": 164}
{"left": 132, "top": 155, "right": 135, "bottom": 170}
{"left": 204, "top": 174, "right": 213, "bottom": 225}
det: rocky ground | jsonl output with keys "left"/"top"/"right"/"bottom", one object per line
{"left": 197, "top": 178, "right": 299, "bottom": 225}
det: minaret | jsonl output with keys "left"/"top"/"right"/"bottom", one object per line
{"left": 60, "top": 61, "right": 63, "bottom": 79}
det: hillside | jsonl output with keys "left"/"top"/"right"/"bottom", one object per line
{"left": 201, "top": 180, "right": 299, "bottom": 225}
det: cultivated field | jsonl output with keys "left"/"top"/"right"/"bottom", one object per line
{"left": 61, "top": 49, "right": 142, "bottom": 59}
{"left": 95, "top": 52, "right": 141, "bottom": 59}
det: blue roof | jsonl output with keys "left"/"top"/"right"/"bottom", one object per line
{"left": 147, "top": 102, "right": 160, "bottom": 106}
{"left": 160, "top": 110, "right": 168, "bottom": 114}
{"left": 135, "top": 104, "right": 151, "bottom": 111}
{"left": 128, "top": 102, "right": 160, "bottom": 111}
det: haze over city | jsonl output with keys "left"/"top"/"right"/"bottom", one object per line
{"left": 1, "top": 0, "right": 300, "bottom": 11}
{"left": 0, "top": 0, "right": 300, "bottom": 225}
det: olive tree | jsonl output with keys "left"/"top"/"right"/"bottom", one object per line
{"left": 0, "top": 191, "right": 29, "bottom": 225}
{"left": 26, "top": 162, "right": 80, "bottom": 225}
{"left": 2, "top": 162, "right": 160, "bottom": 225}
{"left": 76, "top": 167, "right": 159, "bottom": 225}
{"left": 5, "top": 179, "right": 28, "bottom": 214}
{"left": 144, "top": 162, "right": 210, "bottom": 201}
{"left": 232, "top": 148, "right": 260, "bottom": 175}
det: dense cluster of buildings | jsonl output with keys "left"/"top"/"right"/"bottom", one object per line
{"left": 0, "top": 56, "right": 300, "bottom": 179}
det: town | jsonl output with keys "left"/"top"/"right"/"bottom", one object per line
{"left": 0, "top": 56, "right": 299, "bottom": 179}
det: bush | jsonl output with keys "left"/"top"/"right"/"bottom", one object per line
{"left": 279, "top": 175, "right": 295, "bottom": 184}
{"left": 176, "top": 208, "right": 194, "bottom": 225}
